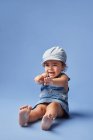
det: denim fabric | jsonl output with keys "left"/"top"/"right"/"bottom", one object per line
{"left": 35, "top": 85, "right": 69, "bottom": 115}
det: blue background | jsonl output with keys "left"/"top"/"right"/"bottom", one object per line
{"left": 0, "top": 0, "right": 93, "bottom": 140}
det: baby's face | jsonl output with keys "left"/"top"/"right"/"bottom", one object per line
{"left": 44, "top": 60, "right": 64, "bottom": 78}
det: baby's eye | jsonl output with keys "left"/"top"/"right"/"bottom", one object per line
{"left": 45, "top": 64, "right": 49, "bottom": 67}
{"left": 52, "top": 64, "right": 57, "bottom": 66}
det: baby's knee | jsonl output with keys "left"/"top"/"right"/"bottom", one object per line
{"left": 36, "top": 105, "right": 46, "bottom": 114}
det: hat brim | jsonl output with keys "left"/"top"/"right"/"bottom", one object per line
{"left": 42, "top": 57, "right": 65, "bottom": 65}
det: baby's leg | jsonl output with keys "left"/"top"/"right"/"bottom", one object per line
{"left": 29, "top": 104, "right": 47, "bottom": 122}
{"left": 19, "top": 104, "right": 47, "bottom": 126}
{"left": 41, "top": 102, "right": 64, "bottom": 130}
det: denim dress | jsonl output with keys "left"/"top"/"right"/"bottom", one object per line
{"left": 35, "top": 73, "right": 70, "bottom": 116}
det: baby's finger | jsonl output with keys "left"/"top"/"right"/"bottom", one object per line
{"left": 20, "top": 105, "right": 28, "bottom": 110}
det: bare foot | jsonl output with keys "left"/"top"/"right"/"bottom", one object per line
{"left": 41, "top": 114, "right": 54, "bottom": 130}
{"left": 19, "top": 106, "right": 32, "bottom": 126}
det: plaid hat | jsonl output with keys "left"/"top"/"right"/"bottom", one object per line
{"left": 42, "top": 46, "right": 67, "bottom": 65}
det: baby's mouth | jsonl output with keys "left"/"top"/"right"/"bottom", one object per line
{"left": 48, "top": 72, "right": 55, "bottom": 76}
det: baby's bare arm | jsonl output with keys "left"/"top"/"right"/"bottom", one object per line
{"left": 44, "top": 75, "right": 69, "bottom": 90}
{"left": 34, "top": 73, "right": 48, "bottom": 84}
{"left": 52, "top": 75, "right": 68, "bottom": 87}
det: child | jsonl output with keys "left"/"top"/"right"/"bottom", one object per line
{"left": 19, "top": 46, "right": 70, "bottom": 130}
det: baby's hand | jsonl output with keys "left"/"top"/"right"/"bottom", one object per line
{"left": 41, "top": 73, "right": 48, "bottom": 78}
{"left": 44, "top": 77, "right": 53, "bottom": 85}
{"left": 34, "top": 73, "right": 48, "bottom": 84}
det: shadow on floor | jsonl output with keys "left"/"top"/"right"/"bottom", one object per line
{"left": 49, "top": 110, "right": 93, "bottom": 131}
{"left": 69, "top": 111, "right": 93, "bottom": 120}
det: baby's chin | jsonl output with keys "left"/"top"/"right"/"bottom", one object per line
{"left": 48, "top": 75, "right": 56, "bottom": 78}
